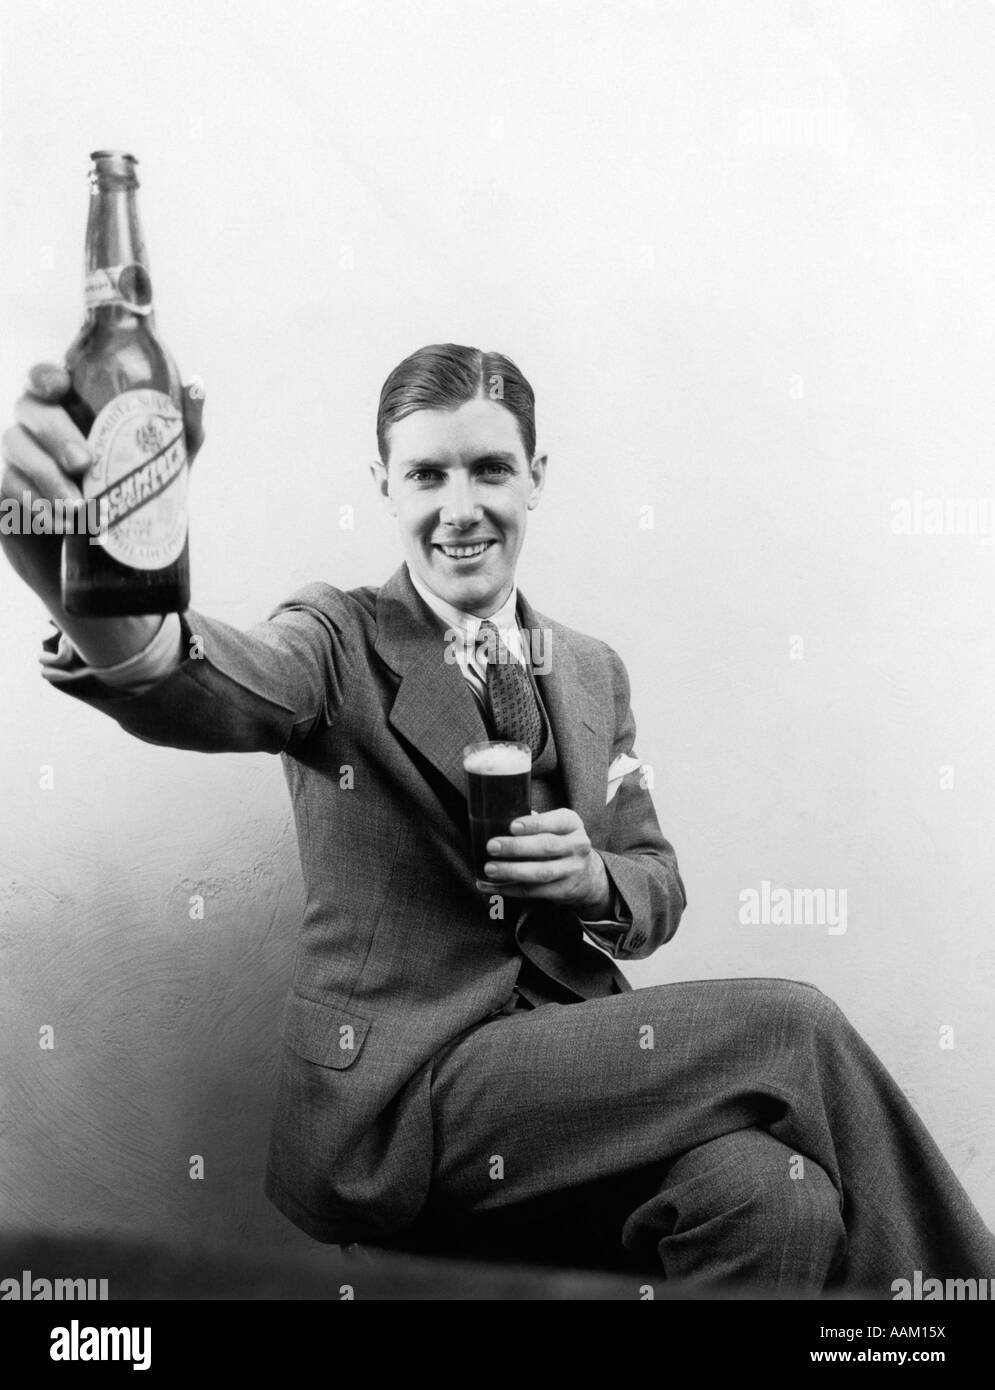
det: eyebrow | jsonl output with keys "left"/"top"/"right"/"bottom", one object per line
{"left": 400, "top": 452, "right": 520, "bottom": 471}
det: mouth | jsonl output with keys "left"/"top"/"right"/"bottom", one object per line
{"left": 431, "top": 539, "right": 498, "bottom": 562}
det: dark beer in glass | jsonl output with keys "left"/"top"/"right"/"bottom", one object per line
{"left": 462, "top": 741, "right": 533, "bottom": 881}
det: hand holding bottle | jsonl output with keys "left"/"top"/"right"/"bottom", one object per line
{"left": 1, "top": 363, "right": 205, "bottom": 663}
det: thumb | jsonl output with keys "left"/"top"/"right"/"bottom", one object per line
{"left": 27, "top": 362, "right": 72, "bottom": 401}
{"left": 182, "top": 377, "right": 206, "bottom": 466}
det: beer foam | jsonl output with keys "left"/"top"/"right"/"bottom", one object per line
{"left": 463, "top": 744, "right": 532, "bottom": 775}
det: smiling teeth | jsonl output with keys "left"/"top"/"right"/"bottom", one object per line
{"left": 439, "top": 543, "right": 489, "bottom": 558}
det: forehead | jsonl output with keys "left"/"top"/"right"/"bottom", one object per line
{"left": 387, "top": 398, "right": 526, "bottom": 465}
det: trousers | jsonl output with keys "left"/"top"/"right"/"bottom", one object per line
{"left": 390, "top": 977, "right": 995, "bottom": 1294}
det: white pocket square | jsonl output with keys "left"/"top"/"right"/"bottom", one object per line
{"left": 606, "top": 753, "right": 643, "bottom": 804}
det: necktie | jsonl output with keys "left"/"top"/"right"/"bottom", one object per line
{"left": 476, "top": 619, "right": 544, "bottom": 758}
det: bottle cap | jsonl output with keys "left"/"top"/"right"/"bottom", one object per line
{"left": 88, "top": 151, "right": 140, "bottom": 190}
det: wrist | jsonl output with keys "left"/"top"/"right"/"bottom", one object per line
{"left": 578, "top": 854, "right": 614, "bottom": 918}
{"left": 59, "top": 613, "right": 165, "bottom": 667}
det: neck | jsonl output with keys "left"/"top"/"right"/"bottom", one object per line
{"left": 405, "top": 565, "right": 517, "bottom": 624}
{"left": 463, "top": 582, "right": 515, "bottom": 619}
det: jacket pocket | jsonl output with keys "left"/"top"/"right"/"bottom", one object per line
{"left": 280, "top": 990, "right": 371, "bottom": 1069}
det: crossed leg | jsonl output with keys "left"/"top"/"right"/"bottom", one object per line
{"left": 414, "top": 977, "right": 995, "bottom": 1293}
{"left": 624, "top": 1129, "right": 844, "bottom": 1289}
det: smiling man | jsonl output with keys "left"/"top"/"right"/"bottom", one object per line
{"left": 367, "top": 372, "right": 613, "bottom": 917}
{"left": 378, "top": 394, "right": 538, "bottom": 608}
{"left": 4, "top": 343, "right": 995, "bottom": 1294}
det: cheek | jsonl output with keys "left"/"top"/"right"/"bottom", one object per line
{"left": 500, "top": 502, "right": 527, "bottom": 535}
{"left": 491, "top": 491, "right": 526, "bottom": 524}
{"left": 396, "top": 501, "right": 431, "bottom": 533}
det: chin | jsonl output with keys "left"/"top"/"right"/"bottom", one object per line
{"left": 444, "top": 578, "right": 484, "bottom": 604}
{"left": 442, "top": 578, "right": 492, "bottom": 611}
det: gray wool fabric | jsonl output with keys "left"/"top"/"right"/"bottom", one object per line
{"left": 46, "top": 561, "right": 995, "bottom": 1291}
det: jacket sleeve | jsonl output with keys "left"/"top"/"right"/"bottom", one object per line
{"left": 40, "top": 583, "right": 353, "bottom": 757}
{"left": 585, "top": 642, "right": 688, "bottom": 960}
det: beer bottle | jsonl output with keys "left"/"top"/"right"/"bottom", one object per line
{"left": 61, "top": 150, "right": 190, "bottom": 616}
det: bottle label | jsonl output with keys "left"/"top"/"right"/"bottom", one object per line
{"left": 84, "top": 263, "right": 153, "bottom": 315}
{"left": 82, "top": 389, "right": 188, "bottom": 571}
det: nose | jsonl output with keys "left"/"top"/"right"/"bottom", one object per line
{"left": 439, "top": 479, "right": 483, "bottom": 529}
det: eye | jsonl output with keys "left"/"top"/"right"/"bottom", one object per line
{"left": 407, "top": 468, "right": 442, "bottom": 483}
{"left": 480, "top": 462, "right": 511, "bottom": 478}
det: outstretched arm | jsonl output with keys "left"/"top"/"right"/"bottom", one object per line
{"left": 40, "top": 588, "right": 354, "bottom": 757}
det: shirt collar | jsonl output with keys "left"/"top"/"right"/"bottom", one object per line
{"left": 406, "top": 563, "right": 519, "bottom": 643}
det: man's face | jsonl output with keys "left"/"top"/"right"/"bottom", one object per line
{"left": 371, "top": 398, "right": 546, "bottom": 616}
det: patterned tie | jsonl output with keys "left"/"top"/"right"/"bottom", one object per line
{"left": 476, "top": 619, "right": 544, "bottom": 758}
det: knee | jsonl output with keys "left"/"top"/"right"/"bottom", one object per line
{"left": 722, "top": 1127, "right": 837, "bottom": 1200}
{"left": 763, "top": 977, "right": 830, "bottom": 1013}
{"left": 754, "top": 1143, "right": 845, "bottom": 1256}
{"left": 666, "top": 1130, "right": 844, "bottom": 1250}
{"left": 760, "top": 978, "right": 850, "bottom": 1049}
{"left": 623, "top": 1131, "right": 847, "bottom": 1283}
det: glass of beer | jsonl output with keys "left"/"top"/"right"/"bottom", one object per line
{"left": 462, "top": 740, "right": 533, "bottom": 881}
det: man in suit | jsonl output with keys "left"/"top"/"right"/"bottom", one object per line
{"left": 4, "top": 344, "right": 995, "bottom": 1293}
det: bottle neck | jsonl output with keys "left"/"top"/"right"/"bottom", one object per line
{"left": 84, "top": 182, "right": 154, "bottom": 321}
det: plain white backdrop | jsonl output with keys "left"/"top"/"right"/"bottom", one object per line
{"left": 2, "top": 0, "right": 993, "bottom": 1251}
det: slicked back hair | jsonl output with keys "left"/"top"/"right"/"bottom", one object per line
{"left": 377, "top": 343, "right": 536, "bottom": 465}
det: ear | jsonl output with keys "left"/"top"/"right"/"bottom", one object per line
{"left": 369, "top": 459, "right": 397, "bottom": 515}
{"left": 526, "top": 452, "right": 548, "bottom": 510}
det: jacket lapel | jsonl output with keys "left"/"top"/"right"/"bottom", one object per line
{"left": 374, "top": 564, "right": 612, "bottom": 822}
{"left": 516, "top": 588, "right": 611, "bottom": 836}
{"left": 374, "top": 565, "right": 489, "bottom": 800}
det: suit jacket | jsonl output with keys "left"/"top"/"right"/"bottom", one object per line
{"left": 51, "top": 562, "right": 687, "bottom": 1243}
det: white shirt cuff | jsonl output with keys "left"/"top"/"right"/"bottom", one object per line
{"left": 39, "top": 613, "right": 184, "bottom": 692}
{"left": 578, "top": 876, "right": 634, "bottom": 956}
